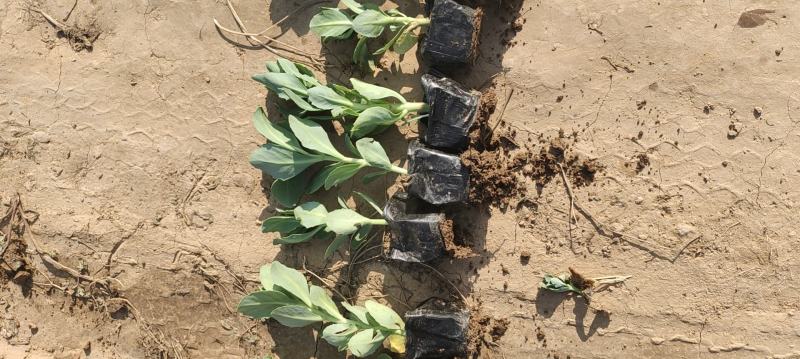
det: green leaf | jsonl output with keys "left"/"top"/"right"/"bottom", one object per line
{"left": 266, "top": 60, "right": 281, "bottom": 73}
{"left": 351, "top": 107, "right": 399, "bottom": 139}
{"left": 322, "top": 323, "right": 358, "bottom": 350}
{"left": 342, "top": 302, "right": 370, "bottom": 324}
{"left": 294, "top": 202, "right": 329, "bottom": 228}
{"left": 325, "top": 208, "right": 368, "bottom": 235}
{"left": 237, "top": 290, "right": 296, "bottom": 318}
{"left": 355, "top": 137, "right": 393, "bottom": 170}
{"left": 285, "top": 90, "right": 319, "bottom": 112}
{"left": 277, "top": 58, "right": 321, "bottom": 86}
{"left": 361, "top": 170, "right": 388, "bottom": 184}
{"left": 324, "top": 163, "right": 364, "bottom": 190}
{"left": 373, "top": 23, "right": 408, "bottom": 55}
{"left": 271, "top": 175, "right": 310, "bottom": 207}
{"left": 353, "top": 191, "right": 383, "bottom": 215}
{"left": 288, "top": 116, "right": 345, "bottom": 159}
{"left": 352, "top": 224, "right": 373, "bottom": 244}
{"left": 347, "top": 329, "right": 384, "bottom": 357}
{"left": 270, "top": 262, "right": 313, "bottom": 306}
{"left": 343, "top": 134, "right": 361, "bottom": 157}
{"left": 252, "top": 108, "right": 304, "bottom": 151}
{"left": 270, "top": 305, "right": 323, "bottom": 327}
{"left": 352, "top": 10, "right": 389, "bottom": 38}
{"left": 324, "top": 234, "right": 350, "bottom": 259}
{"left": 310, "top": 8, "right": 354, "bottom": 39}
{"left": 393, "top": 27, "right": 420, "bottom": 54}
{"left": 310, "top": 285, "right": 346, "bottom": 322}
{"left": 308, "top": 165, "right": 339, "bottom": 194}
{"left": 275, "top": 226, "right": 323, "bottom": 244}
{"left": 364, "top": 300, "right": 404, "bottom": 330}
{"left": 353, "top": 36, "right": 371, "bottom": 66}
{"left": 249, "top": 144, "right": 323, "bottom": 180}
{"left": 308, "top": 86, "right": 354, "bottom": 110}
{"left": 340, "top": 0, "right": 365, "bottom": 14}
{"left": 540, "top": 274, "right": 578, "bottom": 293}
{"left": 258, "top": 72, "right": 309, "bottom": 97}
{"left": 261, "top": 216, "right": 302, "bottom": 234}
{"left": 259, "top": 264, "right": 274, "bottom": 290}
{"left": 350, "top": 78, "right": 406, "bottom": 102}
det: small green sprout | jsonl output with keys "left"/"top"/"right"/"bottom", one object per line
{"left": 539, "top": 268, "right": 631, "bottom": 303}
{"left": 238, "top": 261, "right": 406, "bottom": 357}
{"left": 249, "top": 109, "right": 406, "bottom": 207}
{"left": 253, "top": 58, "right": 429, "bottom": 138}
{"left": 310, "top": 0, "right": 430, "bottom": 66}
{"left": 262, "top": 192, "right": 385, "bottom": 258}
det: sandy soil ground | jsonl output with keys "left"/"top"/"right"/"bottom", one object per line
{"left": 2, "top": 0, "right": 799, "bottom": 358}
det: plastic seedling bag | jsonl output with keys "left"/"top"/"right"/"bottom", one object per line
{"left": 404, "top": 298, "right": 469, "bottom": 359}
{"left": 421, "top": 0, "right": 482, "bottom": 66}
{"left": 407, "top": 141, "right": 470, "bottom": 205}
{"left": 420, "top": 74, "right": 480, "bottom": 153}
{"left": 384, "top": 192, "right": 446, "bottom": 263}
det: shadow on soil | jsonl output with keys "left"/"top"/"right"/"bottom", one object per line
{"left": 535, "top": 289, "right": 611, "bottom": 341}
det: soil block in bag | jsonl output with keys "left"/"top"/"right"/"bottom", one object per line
{"left": 407, "top": 141, "right": 470, "bottom": 205}
{"left": 420, "top": 74, "right": 480, "bottom": 152}
{"left": 385, "top": 192, "right": 446, "bottom": 263}
{"left": 405, "top": 298, "right": 469, "bottom": 359}
{"left": 421, "top": 0, "right": 482, "bottom": 66}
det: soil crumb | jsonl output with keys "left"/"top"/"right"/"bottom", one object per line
{"left": 468, "top": 311, "right": 510, "bottom": 357}
{"left": 633, "top": 152, "right": 650, "bottom": 173}
{"left": 441, "top": 218, "right": 473, "bottom": 259}
{"left": 462, "top": 86, "right": 525, "bottom": 209}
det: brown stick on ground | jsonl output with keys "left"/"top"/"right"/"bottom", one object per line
{"left": 557, "top": 164, "right": 580, "bottom": 255}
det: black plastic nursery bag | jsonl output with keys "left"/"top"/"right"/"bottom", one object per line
{"left": 421, "top": 0, "right": 482, "bottom": 66}
{"left": 407, "top": 141, "right": 470, "bottom": 205}
{"left": 420, "top": 74, "right": 480, "bottom": 153}
{"left": 385, "top": 192, "right": 446, "bottom": 263}
{"left": 405, "top": 298, "right": 470, "bottom": 359}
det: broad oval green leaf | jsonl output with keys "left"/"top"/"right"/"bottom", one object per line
{"left": 277, "top": 58, "right": 321, "bottom": 87}
{"left": 341, "top": 301, "right": 370, "bottom": 324}
{"left": 322, "top": 322, "right": 358, "bottom": 350}
{"left": 270, "top": 261, "right": 312, "bottom": 306}
{"left": 324, "top": 163, "right": 364, "bottom": 190}
{"left": 308, "top": 86, "right": 354, "bottom": 110}
{"left": 261, "top": 216, "right": 302, "bottom": 234}
{"left": 347, "top": 329, "right": 384, "bottom": 357}
{"left": 237, "top": 290, "right": 296, "bottom": 319}
{"left": 352, "top": 10, "right": 389, "bottom": 38}
{"left": 393, "top": 27, "right": 419, "bottom": 54}
{"left": 351, "top": 107, "right": 398, "bottom": 139}
{"left": 252, "top": 108, "right": 303, "bottom": 151}
{"left": 271, "top": 176, "right": 309, "bottom": 208}
{"left": 324, "top": 234, "right": 350, "bottom": 259}
{"left": 310, "top": 285, "right": 346, "bottom": 322}
{"left": 270, "top": 305, "right": 323, "bottom": 327}
{"left": 364, "top": 300, "right": 404, "bottom": 330}
{"left": 288, "top": 116, "right": 345, "bottom": 159}
{"left": 355, "top": 137, "right": 393, "bottom": 170}
{"left": 285, "top": 90, "right": 319, "bottom": 112}
{"left": 274, "top": 226, "right": 323, "bottom": 244}
{"left": 361, "top": 170, "right": 388, "bottom": 184}
{"left": 259, "top": 72, "right": 309, "bottom": 96}
{"left": 310, "top": 8, "right": 354, "bottom": 38}
{"left": 307, "top": 165, "right": 339, "bottom": 194}
{"left": 350, "top": 78, "right": 406, "bottom": 102}
{"left": 325, "top": 208, "right": 368, "bottom": 235}
{"left": 294, "top": 202, "right": 329, "bottom": 228}
{"left": 249, "top": 144, "right": 323, "bottom": 180}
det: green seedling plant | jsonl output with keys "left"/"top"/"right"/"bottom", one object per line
{"left": 253, "top": 58, "right": 428, "bottom": 138}
{"left": 262, "top": 191, "right": 386, "bottom": 258}
{"left": 540, "top": 267, "right": 631, "bottom": 303}
{"left": 249, "top": 109, "right": 406, "bottom": 207}
{"left": 310, "top": 0, "right": 430, "bottom": 66}
{"left": 238, "top": 261, "right": 406, "bottom": 357}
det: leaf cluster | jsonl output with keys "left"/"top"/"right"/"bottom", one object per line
{"left": 238, "top": 261, "right": 406, "bottom": 357}
{"left": 310, "top": 0, "right": 428, "bottom": 66}
{"left": 253, "top": 58, "right": 427, "bottom": 139}
{"left": 249, "top": 109, "right": 405, "bottom": 207}
{"left": 262, "top": 193, "right": 384, "bottom": 258}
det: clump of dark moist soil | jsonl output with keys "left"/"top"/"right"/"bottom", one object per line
{"left": 519, "top": 136, "right": 605, "bottom": 193}
{"left": 461, "top": 86, "right": 526, "bottom": 209}
{"left": 467, "top": 311, "right": 510, "bottom": 358}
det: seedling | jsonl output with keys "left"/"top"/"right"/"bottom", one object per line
{"left": 262, "top": 192, "right": 386, "bottom": 258}
{"left": 249, "top": 109, "right": 406, "bottom": 207}
{"left": 539, "top": 268, "right": 631, "bottom": 303}
{"left": 253, "top": 58, "right": 428, "bottom": 138}
{"left": 310, "top": 0, "right": 430, "bottom": 66}
{"left": 238, "top": 261, "right": 406, "bottom": 357}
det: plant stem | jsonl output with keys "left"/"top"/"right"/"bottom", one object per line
{"left": 394, "top": 102, "right": 429, "bottom": 113}
{"left": 366, "top": 218, "right": 388, "bottom": 226}
{"left": 339, "top": 157, "right": 408, "bottom": 175}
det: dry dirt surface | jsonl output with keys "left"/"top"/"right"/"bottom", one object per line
{"left": 2, "top": 0, "right": 800, "bottom": 358}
